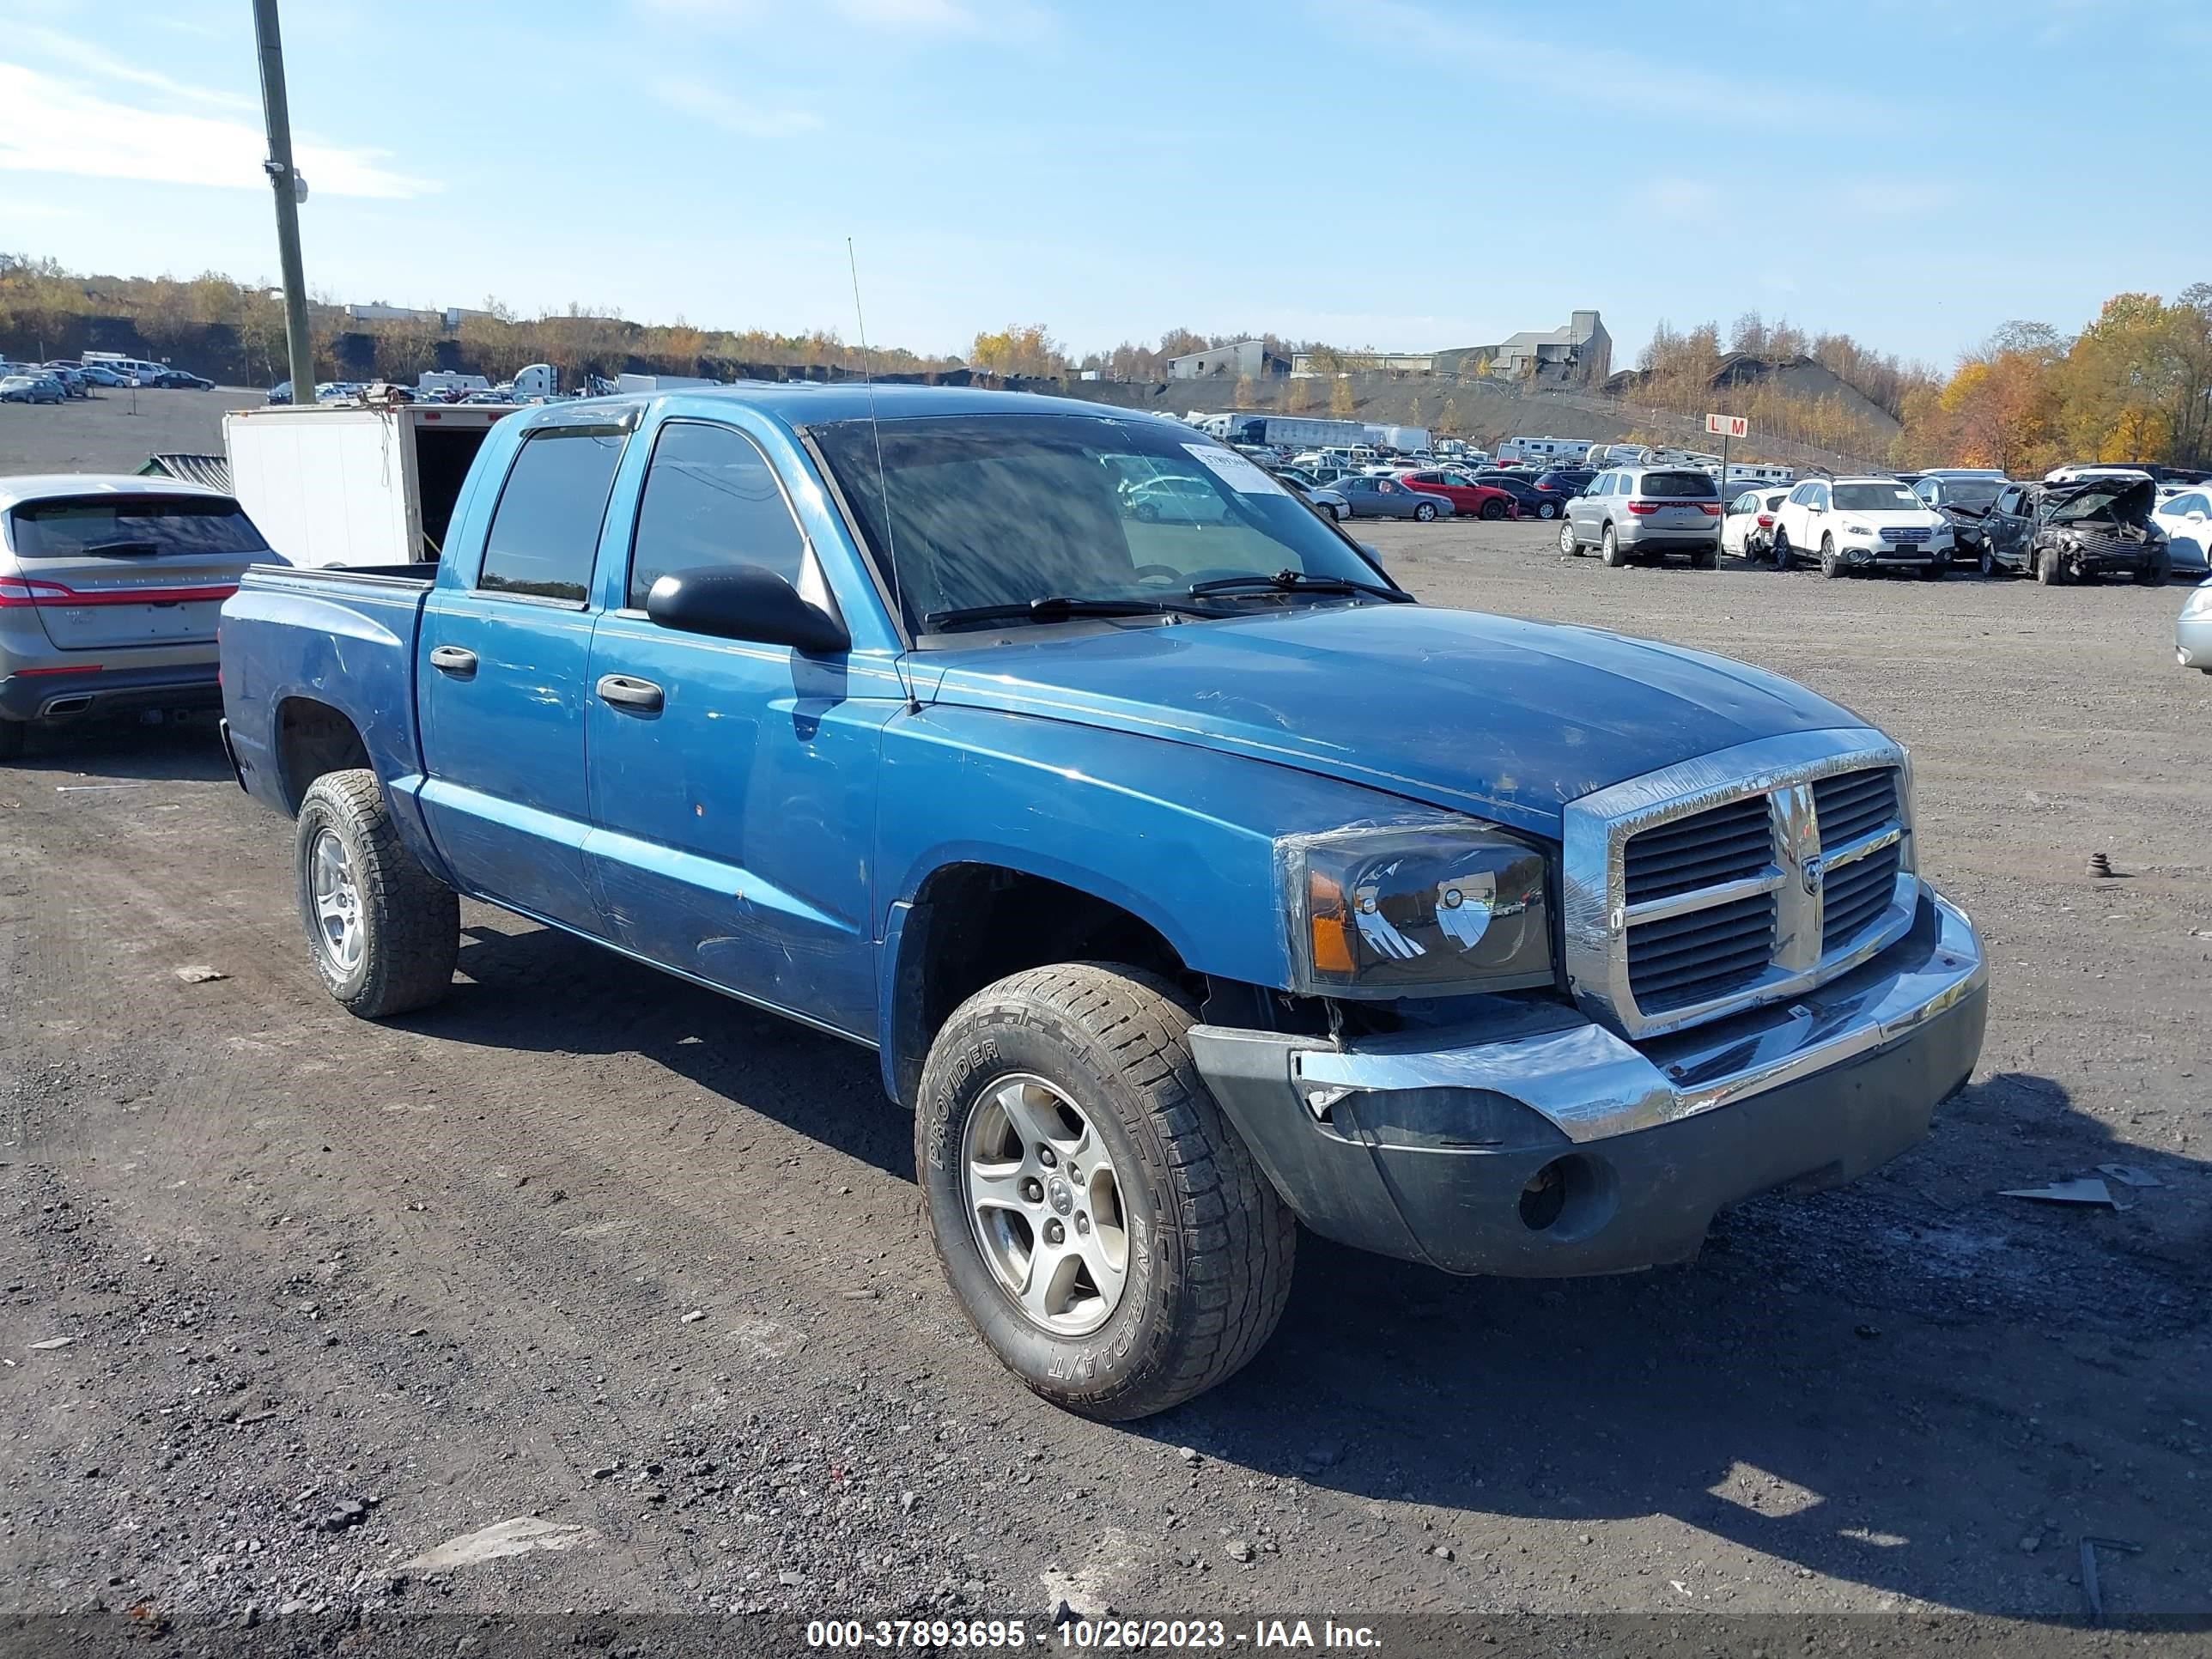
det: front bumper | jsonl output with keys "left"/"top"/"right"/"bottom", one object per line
{"left": 2178, "top": 610, "right": 2212, "bottom": 670}
{"left": 0, "top": 660, "right": 222, "bottom": 722}
{"left": 1190, "top": 886, "right": 1985, "bottom": 1277}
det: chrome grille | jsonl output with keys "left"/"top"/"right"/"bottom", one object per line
{"left": 1814, "top": 767, "right": 1899, "bottom": 848}
{"left": 1561, "top": 732, "right": 1919, "bottom": 1041}
{"left": 1628, "top": 891, "right": 1776, "bottom": 1012}
{"left": 1823, "top": 841, "right": 1902, "bottom": 951}
{"left": 1622, "top": 795, "right": 1773, "bottom": 905}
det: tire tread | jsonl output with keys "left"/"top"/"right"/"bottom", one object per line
{"left": 297, "top": 769, "right": 459, "bottom": 1018}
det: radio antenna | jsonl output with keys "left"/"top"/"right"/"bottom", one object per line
{"left": 848, "top": 236, "right": 918, "bottom": 714}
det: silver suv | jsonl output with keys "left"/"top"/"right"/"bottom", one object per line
{"left": 1, "top": 476, "right": 274, "bottom": 759}
{"left": 1559, "top": 465, "right": 1723, "bottom": 568}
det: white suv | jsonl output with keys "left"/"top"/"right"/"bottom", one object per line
{"left": 1771, "top": 476, "right": 1955, "bottom": 579}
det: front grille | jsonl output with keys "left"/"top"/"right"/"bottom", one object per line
{"left": 1627, "top": 891, "right": 1777, "bottom": 1013}
{"left": 1814, "top": 767, "right": 1899, "bottom": 848}
{"left": 1881, "top": 526, "right": 1931, "bottom": 544}
{"left": 1823, "top": 842, "right": 1902, "bottom": 951}
{"left": 1621, "top": 795, "right": 1773, "bottom": 905}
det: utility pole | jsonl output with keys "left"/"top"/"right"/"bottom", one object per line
{"left": 252, "top": 0, "right": 314, "bottom": 398}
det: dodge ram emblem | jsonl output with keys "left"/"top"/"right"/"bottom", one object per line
{"left": 1802, "top": 856, "right": 1825, "bottom": 897}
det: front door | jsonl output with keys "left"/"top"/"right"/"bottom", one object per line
{"left": 582, "top": 417, "right": 896, "bottom": 1037}
{"left": 417, "top": 421, "right": 630, "bottom": 932}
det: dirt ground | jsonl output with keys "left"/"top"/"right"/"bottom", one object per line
{"left": 1, "top": 494, "right": 2208, "bottom": 1644}
{"left": 0, "top": 387, "right": 255, "bottom": 476}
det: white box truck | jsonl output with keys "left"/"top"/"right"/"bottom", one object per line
{"left": 223, "top": 403, "right": 518, "bottom": 568}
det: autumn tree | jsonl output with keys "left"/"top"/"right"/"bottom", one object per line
{"left": 969, "top": 323, "right": 1065, "bottom": 379}
{"left": 1328, "top": 377, "right": 1356, "bottom": 416}
{"left": 1232, "top": 374, "right": 1258, "bottom": 409}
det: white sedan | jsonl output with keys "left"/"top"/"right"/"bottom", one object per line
{"left": 1721, "top": 488, "right": 1791, "bottom": 561}
{"left": 2151, "top": 488, "right": 2212, "bottom": 574}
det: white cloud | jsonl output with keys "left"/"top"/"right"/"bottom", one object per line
{"left": 16, "top": 24, "right": 256, "bottom": 112}
{"left": 659, "top": 80, "right": 821, "bottom": 137}
{"left": 0, "top": 62, "right": 436, "bottom": 198}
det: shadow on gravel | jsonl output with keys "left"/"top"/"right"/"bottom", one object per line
{"left": 4, "top": 713, "right": 231, "bottom": 783}
{"left": 1146, "top": 1072, "right": 2210, "bottom": 1618}
{"left": 404, "top": 920, "right": 910, "bottom": 1179}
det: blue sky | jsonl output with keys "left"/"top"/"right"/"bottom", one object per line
{"left": 3, "top": 0, "right": 2208, "bottom": 368}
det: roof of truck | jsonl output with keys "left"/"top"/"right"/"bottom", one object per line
{"left": 589, "top": 382, "right": 1182, "bottom": 429}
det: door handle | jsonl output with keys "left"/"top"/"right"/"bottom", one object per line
{"left": 596, "top": 674, "right": 664, "bottom": 713}
{"left": 428, "top": 645, "right": 477, "bottom": 676}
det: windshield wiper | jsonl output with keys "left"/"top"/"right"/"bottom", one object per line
{"left": 923, "top": 595, "right": 1218, "bottom": 632}
{"left": 79, "top": 539, "right": 163, "bottom": 558}
{"left": 1188, "top": 569, "right": 1413, "bottom": 604}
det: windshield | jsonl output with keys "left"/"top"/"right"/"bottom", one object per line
{"left": 811, "top": 411, "right": 1393, "bottom": 629}
{"left": 1832, "top": 483, "right": 1921, "bottom": 512}
{"left": 9, "top": 495, "right": 270, "bottom": 558}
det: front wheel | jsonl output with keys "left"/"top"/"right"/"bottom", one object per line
{"left": 2038, "top": 544, "right": 2069, "bottom": 586}
{"left": 1413, "top": 500, "right": 1438, "bottom": 522}
{"left": 1820, "top": 533, "right": 1844, "bottom": 579}
{"left": 294, "top": 769, "right": 459, "bottom": 1018}
{"left": 916, "top": 963, "right": 1295, "bottom": 1421}
{"left": 1558, "top": 520, "right": 1580, "bottom": 556}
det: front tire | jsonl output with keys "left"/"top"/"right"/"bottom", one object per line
{"left": 2037, "top": 544, "right": 2069, "bottom": 586}
{"left": 1820, "top": 533, "right": 1844, "bottom": 579}
{"left": 1558, "top": 520, "right": 1580, "bottom": 556}
{"left": 1413, "top": 500, "right": 1438, "bottom": 522}
{"left": 294, "top": 769, "right": 459, "bottom": 1018}
{"left": 916, "top": 963, "right": 1295, "bottom": 1421}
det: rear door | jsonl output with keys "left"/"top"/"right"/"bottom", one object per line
{"left": 416, "top": 416, "right": 631, "bottom": 933}
{"left": 3, "top": 490, "right": 267, "bottom": 653}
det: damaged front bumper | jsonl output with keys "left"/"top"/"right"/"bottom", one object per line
{"left": 1189, "top": 885, "right": 1986, "bottom": 1277}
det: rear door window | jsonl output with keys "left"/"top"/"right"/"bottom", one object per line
{"left": 478, "top": 428, "right": 628, "bottom": 603}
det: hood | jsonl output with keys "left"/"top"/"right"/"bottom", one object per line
{"left": 2045, "top": 476, "right": 2155, "bottom": 524}
{"left": 921, "top": 604, "right": 1865, "bottom": 836}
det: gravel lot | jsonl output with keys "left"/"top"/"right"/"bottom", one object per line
{"left": 0, "top": 387, "right": 254, "bottom": 475}
{"left": 2, "top": 493, "right": 2208, "bottom": 1641}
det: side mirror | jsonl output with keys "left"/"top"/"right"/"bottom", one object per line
{"left": 646, "top": 565, "right": 849, "bottom": 653}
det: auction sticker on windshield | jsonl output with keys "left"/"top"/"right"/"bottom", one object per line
{"left": 1182, "top": 443, "right": 1285, "bottom": 494}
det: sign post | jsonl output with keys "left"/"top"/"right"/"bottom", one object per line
{"left": 1705, "top": 411, "right": 1748, "bottom": 502}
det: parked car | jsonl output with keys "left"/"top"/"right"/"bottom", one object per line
{"left": 77, "top": 364, "right": 128, "bottom": 388}
{"left": 1121, "top": 473, "right": 1232, "bottom": 524}
{"left": 40, "top": 364, "right": 89, "bottom": 398}
{"left": 0, "top": 476, "right": 276, "bottom": 759}
{"left": 216, "top": 384, "right": 1987, "bottom": 1421}
{"left": 1310, "top": 475, "right": 1446, "bottom": 521}
{"left": 1396, "top": 469, "right": 1516, "bottom": 520}
{"left": 0, "top": 374, "right": 65, "bottom": 405}
{"left": 2152, "top": 487, "right": 2212, "bottom": 575}
{"left": 267, "top": 381, "right": 293, "bottom": 405}
{"left": 1911, "top": 473, "right": 2009, "bottom": 556}
{"left": 1981, "top": 475, "right": 2168, "bottom": 585}
{"left": 1559, "top": 465, "right": 1723, "bottom": 567}
{"left": 155, "top": 369, "right": 215, "bottom": 391}
{"left": 2178, "top": 578, "right": 2212, "bottom": 672}
{"left": 1771, "top": 477, "right": 1954, "bottom": 579}
{"left": 1462, "top": 471, "right": 1565, "bottom": 519}
{"left": 1720, "top": 487, "right": 1791, "bottom": 561}
{"left": 1531, "top": 469, "right": 1596, "bottom": 512}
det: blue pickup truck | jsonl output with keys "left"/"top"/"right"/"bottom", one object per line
{"left": 218, "top": 386, "right": 1988, "bottom": 1419}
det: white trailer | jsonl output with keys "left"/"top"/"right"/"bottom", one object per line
{"left": 223, "top": 403, "right": 516, "bottom": 568}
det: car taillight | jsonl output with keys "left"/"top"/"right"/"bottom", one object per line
{"left": 1698, "top": 502, "right": 1722, "bottom": 516}
{"left": 1626, "top": 501, "right": 1660, "bottom": 515}
{"left": 1757, "top": 514, "right": 1774, "bottom": 526}
{"left": 0, "top": 575, "right": 70, "bottom": 606}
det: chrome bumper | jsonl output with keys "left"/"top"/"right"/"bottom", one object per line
{"left": 1189, "top": 885, "right": 1986, "bottom": 1276}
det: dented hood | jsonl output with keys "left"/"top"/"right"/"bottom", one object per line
{"left": 920, "top": 604, "right": 1865, "bottom": 836}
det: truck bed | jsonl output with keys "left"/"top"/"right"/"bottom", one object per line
{"left": 218, "top": 563, "right": 435, "bottom": 819}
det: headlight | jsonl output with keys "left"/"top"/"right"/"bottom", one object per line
{"left": 1844, "top": 521, "right": 1875, "bottom": 537}
{"left": 1279, "top": 823, "right": 1553, "bottom": 997}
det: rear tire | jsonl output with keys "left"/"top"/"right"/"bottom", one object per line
{"left": 1480, "top": 499, "right": 1505, "bottom": 521}
{"left": 916, "top": 963, "right": 1296, "bottom": 1421}
{"left": 1978, "top": 544, "right": 1998, "bottom": 578}
{"left": 1771, "top": 526, "right": 1793, "bottom": 570}
{"left": 294, "top": 769, "right": 459, "bottom": 1018}
{"left": 1329, "top": 504, "right": 1346, "bottom": 523}
{"left": 1536, "top": 500, "right": 1559, "bottom": 520}
{"left": 1601, "top": 524, "right": 1626, "bottom": 567}
{"left": 0, "top": 719, "right": 24, "bottom": 762}
{"left": 1693, "top": 542, "right": 1720, "bottom": 569}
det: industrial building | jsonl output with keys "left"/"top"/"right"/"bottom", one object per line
{"left": 1166, "top": 339, "right": 1290, "bottom": 380}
